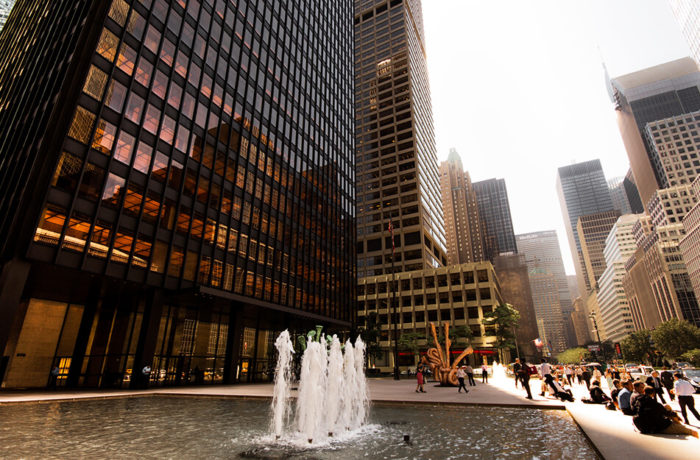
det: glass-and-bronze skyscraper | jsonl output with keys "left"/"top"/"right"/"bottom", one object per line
{"left": 0, "top": 0, "right": 354, "bottom": 389}
{"left": 355, "top": 0, "right": 447, "bottom": 277}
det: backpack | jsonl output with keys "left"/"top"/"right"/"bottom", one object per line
{"left": 526, "top": 365, "right": 537, "bottom": 376}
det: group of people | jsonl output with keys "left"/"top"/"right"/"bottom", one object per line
{"left": 608, "top": 372, "right": 699, "bottom": 437}
{"left": 512, "top": 358, "right": 700, "bottom": 438}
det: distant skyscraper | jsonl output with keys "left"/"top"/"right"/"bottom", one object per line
{"left": 577, "top": 210, "right": 622, "bottom": 292}
{"left": 473, "top": 177, "right": 517, "bottom": 261}
{"left": 597, "top": 215, "right": 638, "bottom": 343}
{"left": 608, "top": 58, "right": 700, "bottom": 209}
{"left": 355, "top": 0, "right": 505, "bottom": 371}
{"left": 439, "top": 149, "right": 485, "bottom": 264}
{"left": 669, "top": 0, "right": 700, "bottom": 65}
{"left": 623, "top": 169, "right": 645, "bottom": 214}
{"left": 0, "top": 0, "right": 14, "bottom": 32}
{"left": 515, "top": 231, "right": 569, "bottom": 353}
{"left": 680, "top": 176, "right": 700, "bottom": 307}
{"left": 609, "top": 177, "right": 633, "bottom": 215}
{"left": 355, "top": 0, "right": 447, "bottom": 277}
{"left": 556, "top": 160, "right": 615, "bottom": 297}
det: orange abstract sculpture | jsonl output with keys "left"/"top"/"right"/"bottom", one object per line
{"left": 425, "top": 322, "right": 473, "bottom": 386}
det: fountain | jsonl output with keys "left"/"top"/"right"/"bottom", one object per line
{"left": 270, "top": 327, "right": 369, "bottom": 445}
{"left": 491, "top": 361, "right": 507, "bottom": 383}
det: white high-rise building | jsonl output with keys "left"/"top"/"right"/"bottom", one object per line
{"left": 597, "top": 215, "right": 640, "bottom": 343}
{"left": 669, "top": 0, "right": 700, "bottom": 65}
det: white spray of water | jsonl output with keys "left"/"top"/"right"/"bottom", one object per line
{"left": 270, "top": 329, "right": 370, "bottom": 445}
{"left": 325, "top": 335, "right": 344, "bottom": 434}
{"left": 353, "top": 336, "right": 369, "bottom": 427}
{"left": 270, "top": 330, "right": 294, "bottom": 438}
{"left": 295, "top": 338, "right": 328, "bottom": 442}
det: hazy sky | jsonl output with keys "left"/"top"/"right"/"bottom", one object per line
{"left": 422, "top": 0, "right": 691, "bottom": 275}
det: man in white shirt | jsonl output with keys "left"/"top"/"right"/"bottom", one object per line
{"left": 673, "top": 372, "right": 700, "bottom": 425}
{"left": 540, "top": 359, "right": 552, "bottom": 396}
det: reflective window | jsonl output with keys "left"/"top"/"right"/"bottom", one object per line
{"left": 108, "top": 0, "right": 129, "bottom": 26}
{"left": 143, "top": 104, "right": 160, "bottom": 134}
{"left": 96, "top": 29, "right": 119, "bottom": 62}
{"left": 67, "top": 106, "right": 95, "bottom": 144}
{"left": 127, "top": 11, "right": 146, "bottom": 40}
{"left": 105, "top": 80, "right": 127, "bottom": 113}
{"left": 116, "top": 43, "right": 137, "bottom": 76}
{"left": 51, "top": 151, "right": 81, "bottom": 193}
{"left": 125, "top": 92, "right": 145, "bottom": 124}
{"left": 79, "top": 163, "right": 106, "bottom": 201}
{"left": 101, "top": 173, "right": 125, "bottom": 207}
{"left": 134, "top": 56, "right": 153, "bottom": 87}
{"left": 133, "top": 141, "right": 153, "bottom": 174}
{"left": 82, "top": 65, "right": 108, "bottom": 101}
{"left": 92, "top": 119, "right": 117, "bottom": 155}
{"left": 34, "top": 205, "right": 66, "bottom": 246}
{"left": 114, "top": 131, "right": 135, "bottom": 164}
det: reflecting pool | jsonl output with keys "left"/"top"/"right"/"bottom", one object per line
{"left": 0, "top": 397, "right": 599, "bottom": 459}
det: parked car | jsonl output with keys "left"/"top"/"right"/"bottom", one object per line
{"left": 630, "top": 365, "right": 654, "bottom": 380}
{"left": 683, "top": 369, "right": 700, "bottom": 394}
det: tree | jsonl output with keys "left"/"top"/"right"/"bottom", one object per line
{"left": 397, "top": 332, "right": 424, "bottom": 365}
{"left": 681, "top": 349, "right": 700, "bottom": 367}
{"left": 357, "top": 312, "right": 383, "bottom": 368}
{"left": 482, "top": 303, "right": 520, "bottom": 363}
{"left": 651, "top": 319, "right": 700, "bottom": 360}
{"left": 557, "top": 347, "right": 591, "bottom": 364}
{"left": 620, "top": 330, "right": 654, "bottom": 363}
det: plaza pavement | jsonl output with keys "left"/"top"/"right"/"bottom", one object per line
{"left": 1, "top": 376, "right": 699, "bottom": 459}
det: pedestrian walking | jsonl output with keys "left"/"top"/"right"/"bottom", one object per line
{"left": 540, "top": 359, "right": 552, "bottom": 397}
{"left": 415, "top": 362, "right": 426, "bottom": 393}
{"left": 660, "top": 368, "right": 675, "bottom": 401}
{"left": 481, "top": 363, "right": 489, "bottom": 383}
{"left": 456, "top": 366, "right": 469, "bottom": 393}
{"left": 466, "top": 364, "right": 476, "bottom": 386}
{"left": 673, "top": 372, "right": 700, "bottom": 425}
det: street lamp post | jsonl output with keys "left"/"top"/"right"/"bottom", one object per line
{"left": 589, "top": 312, "right": 607, "bottom": 364}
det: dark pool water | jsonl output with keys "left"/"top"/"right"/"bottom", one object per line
{"left": 0, "top": 397, "right": 599, "bottom": 459}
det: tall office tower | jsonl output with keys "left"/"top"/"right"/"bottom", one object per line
{"left": 355, "top": 0, "right": 447, "bottom": 278}
{"left": 473, "top": 177, "right": 517, "bottom": 261}
{"left": 624, "top": 169, "right": 645, "bottom": 213}
{"left": 680, "top": 176, "right": 700, "bottom": 304}
{"left": 355, "top": 1, "right": 506, "bottom": 371}
{"left": 493, "top": 254, "right": 539, "bottom": 360}
{"left": 624, "top": 195, "right": 700, "bottom": 328}
{"left": 0, "top": 0, "right": 355, "bottom": 389}
{"left": 644, "top": 111, "right": 700, "bottom": 189}
{"left": 556, "top": 159, "right": 615, "bottom": 297}
{"left": 439, "top": 149, "right": 484, "bottom": 265}
{"left": 0, "top": 0, "right": 14, "bottom": 31}
{"left": 669, "top": 0, "right": 700, "bottom": 65}
{"left": 577, "top": 210, "right": 622, "bottom": 292}
{"left": 597, "top": 215, "right": 638, "bottom": 343}
{"left": 608, "top": 58, "right": 700, "bottom": 209}
{"left": 609, "top": 177, "right": 633, "bottom": 215}
{"left": 515, "top": 231, "right": 569, "bottom": 353}
{"left": 570, "top": 297, "right": 591, "bottom": 346}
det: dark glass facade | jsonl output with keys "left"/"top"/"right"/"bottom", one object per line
{"left": 0, "top": 0, "right": 354, "bottom": 389}
{"left": 472, "top": 178, "right": 517, "bottom": 261}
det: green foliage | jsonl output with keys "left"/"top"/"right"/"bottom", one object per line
{"left": 398, "top": 332, "right": 425, "bottom": 364}
{"left": 357, "top": 312, "right": 383, "bottom": 365}
{"left": 681, "top": 348, "right": 700, "bottom": 367}
{"left": 482, "top": 303, "right": 520, "bottom": 362}
{"left": 651, "top": 319, "right": 700, "bottom": 360}
{"left": 452, "top": 325, "right": 473, "bottom": 344}
{"left": 620, "top": 330, "right": 653, "bottom": 363}
{"left": 557, "top": 347, "right": 591, "bottom": 364}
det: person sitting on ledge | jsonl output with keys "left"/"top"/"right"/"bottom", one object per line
{"left": 632, "top": 386, "right": 698, "bottom": 438}
{"left": 582, "top": 380, "right": 612, "bottom": 404}
{"left": 617, "top": 380, "right": 635, "bottom": 415}
{"left": 544, "top": 374, "right": 574, "bottom": 402}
